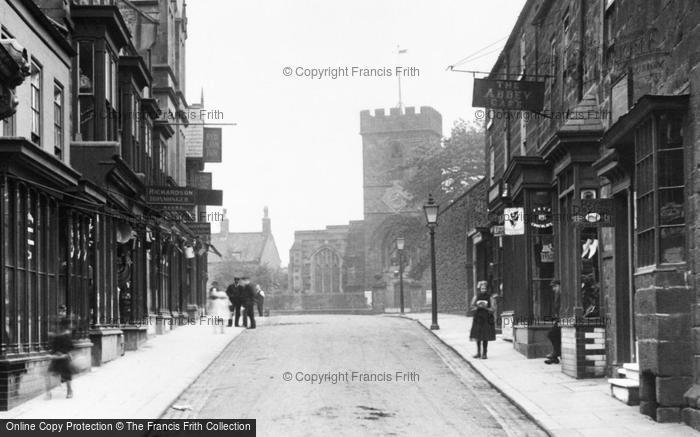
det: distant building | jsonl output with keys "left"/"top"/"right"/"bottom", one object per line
{"left": 287, "top": 106, "right": 442, "bottom": 309}
{"left": 209, "top": 207, "right": 282, "bottom": 271}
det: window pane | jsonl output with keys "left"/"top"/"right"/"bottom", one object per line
{"left": 637, "top": 229, "right": 654, "bottom": 267}
{"left": 658, "top": 114, "right": 683, "bottom": 150}
{"left": 79, "top": 96, "right": 95, "bottom": 140}
{"left": 78, "top": 42, "right": 93, "bottom": 94}
{"left": 658, "top": 149, "right": 683, "bottom": 187}
{"left": 659, "top": 226, "right": 685, "bottom": 263}
{"left": 636, "top": 193, "right": 654, "bottom": 232}
{"left": 659, "top": 188, "right": 684, "bottom": 226}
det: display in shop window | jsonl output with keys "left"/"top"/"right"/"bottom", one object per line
{"left": 581, "top": 230, "right": 600, "bottom": 318}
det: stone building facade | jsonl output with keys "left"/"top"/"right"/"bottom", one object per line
{"left": 435, "top": 179, "right": 487, "bottom": 313}
{"left": 0, "top": 0, "right": 219, "bottom": 410}
{"left": 476, "top": 0, "right": 700, "bottom": 428}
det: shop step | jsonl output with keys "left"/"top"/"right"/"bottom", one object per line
{"left": 621, "top": 362, "right": 640, "bottom": 382}
{"left": 609, "top": 378, "right": 640, "bottom": 406}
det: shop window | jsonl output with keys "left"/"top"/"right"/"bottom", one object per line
{"left": 580, "top": 228, "right": 600, "bottom": 317}
{"left": 634, "top": 113, "right": 685, "bottom": 267}
{"left": 30, "top": 61, "right": 42, "bottom": 145}
{"left": 530, "top": 191, "right": 554, "bottom": 319}
{"left": 2, "top": 179, "right": 59, "bottom": 354}
{"left": 53, "top": 82, "right": 64, "bottom": 158}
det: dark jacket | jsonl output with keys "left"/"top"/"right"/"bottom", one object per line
{"left": 226, "top": 283, "right": 241, "bottom": 304}
{"left": 241, "top": 284, "right": 256, "bottom": 305}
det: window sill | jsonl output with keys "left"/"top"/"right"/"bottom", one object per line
{"left": 634, "top": 263, "right": 687, "bottom": 276}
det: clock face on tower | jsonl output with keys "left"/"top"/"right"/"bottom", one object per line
{"left": 382, "top": 181, "right": 413, "bottom": 212}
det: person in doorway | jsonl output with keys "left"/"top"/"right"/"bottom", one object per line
{"left": 207, "top": 281, "right": 230, "bottom": 334}
{"left": 46, "top": 311, "right": 75, "bottom": 399}
{"left": 255, "top": 285, "right": 265, "bottom": 317}
{"left": 545, "top": 279, "right": 562, "bottom": 365}
{"left": 469, "top": 280, "right": 496, "bottom": 359}
{"left": 240, "top": 277, "right": 256, "bottom": 329}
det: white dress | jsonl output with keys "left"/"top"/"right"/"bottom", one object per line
{"left": 208, "top": 289, "right": 231, "bottom": 321}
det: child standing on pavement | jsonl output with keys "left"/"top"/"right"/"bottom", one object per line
{"left": 469, "top": 281, "right": 497, "bottom": 359}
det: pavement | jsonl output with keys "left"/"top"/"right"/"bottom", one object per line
{"left": 165, "top": 314, "right": 546, "bottom": 436}
{"left": 401, "top": 312, "right": 700, "bottom": 437}
{"left": 0, "top": 321, "right": 248, "bottom": 419}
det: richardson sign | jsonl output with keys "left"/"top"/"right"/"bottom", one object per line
{"left": 472, "top": 78, "right": 545, "bottom": 112}
{"left": 146, "top": 187, "right": 195, "bottom": 205}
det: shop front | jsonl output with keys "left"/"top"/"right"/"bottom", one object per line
{"left": 0, "top": 139, "right": 93, "bottom": 410}
{"left": 596, "top": 95, "right": 692, "bottom": 419}
{"left": 496, "top": 157, "right": 555, "bottom": 358}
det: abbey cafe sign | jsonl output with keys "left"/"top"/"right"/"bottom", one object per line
{"left": 472, "top": 78, "right": 545, "bottom": 112}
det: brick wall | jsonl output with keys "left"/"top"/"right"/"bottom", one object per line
{"left": 561, "top": 325, "right": 606, "bottom": 379}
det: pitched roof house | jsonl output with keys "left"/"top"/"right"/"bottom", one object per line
{"left": 209, "top": 207, "right": 281, "bottom": 270}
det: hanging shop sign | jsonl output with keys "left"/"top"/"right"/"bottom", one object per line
{"left": 472, "top": 78, "right": 546, "bottom": 112}
{"left": 203, "top": 127, "right": 222, "bottom": 162}
{"left": 195, "top": 189, "right": 223, "bottom": 206}
{"left": 193, "top": 172, "right": 213, "bottom": 190}
{"left": 490, "top": 225, "right": 504, "bottom": 237}
{"left": 146, "top": 186, "right": 196, "bottom": 205}
{"left": 572, "top": 199, "right": 615, "bottom": 227}
{"left": 504, "top": 207, "right": 525, "bottom": 235}
{"left": 186, "top": 222, "right": 211, "bottom": 237}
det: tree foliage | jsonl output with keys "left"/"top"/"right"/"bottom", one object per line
{"left": 402, "top": 119, "right": 485, "bottom": 205}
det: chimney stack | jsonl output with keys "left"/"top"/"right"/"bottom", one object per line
{"left": 262, "top": 206, "right": 271, "bottom": 235}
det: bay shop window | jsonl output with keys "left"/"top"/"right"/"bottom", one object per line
{"left": 77, "top": 41, "right": 119, "bottom": 141}
{"left": 634, "top": 113, "right": 685, "bottom": 267}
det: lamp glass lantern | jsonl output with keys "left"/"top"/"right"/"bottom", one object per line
{"left": 396, "top": 236, "right": 405, "bottom": 251}
{"left": 423, "top": 194, "right": 439, "bottom": 225}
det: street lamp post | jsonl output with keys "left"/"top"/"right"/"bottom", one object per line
{"left": 396, "top": 236, "right": 405, "bottom": 315}
{"left": 424, "top": 194, "right": 439, "bottom": 330}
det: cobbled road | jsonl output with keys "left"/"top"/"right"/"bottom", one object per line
{"left": 163, "top": 315, "right": 547, "bottom": 437}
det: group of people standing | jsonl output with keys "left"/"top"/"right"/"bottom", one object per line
{"left": 207, "top": 277, "right": 265, "bottom": 333}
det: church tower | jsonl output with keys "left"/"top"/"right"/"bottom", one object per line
{"left": 359, "top": 106, "right": 442, "bottom": 305}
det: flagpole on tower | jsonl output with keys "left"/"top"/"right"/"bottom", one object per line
{"left": 396, "top": 45, "right": 407, "bottom": 111}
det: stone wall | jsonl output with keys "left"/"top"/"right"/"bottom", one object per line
{"left": 435, "top": 180, "right": 487, "bottom": 313}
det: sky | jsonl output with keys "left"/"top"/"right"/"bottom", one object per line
{"left": 185, "top": 0, "right": 527, "bottom": 266}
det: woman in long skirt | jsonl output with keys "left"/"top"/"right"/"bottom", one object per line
{"left": 207, "top": 281, "right": 231, "bottom": 334}
{"left": 469, "top": 281, "right": 497, "bottom": 359}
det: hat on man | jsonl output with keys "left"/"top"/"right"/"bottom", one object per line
{"left": 550, "top": 279, "right": 560, "bottom": 286}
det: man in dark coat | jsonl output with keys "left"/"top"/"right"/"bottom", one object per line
{"left": 545, "top": 279, "right": 562, "bottom": 364}
{"left": 240, "top": 277, "right": 256, "bottom": 329}
{"left": 226, "top": 278, "right": 243, "bottom": 327}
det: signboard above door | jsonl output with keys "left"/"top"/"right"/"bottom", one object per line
{"left": 472, "top": 78, "right": 545, "bottom": 112}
